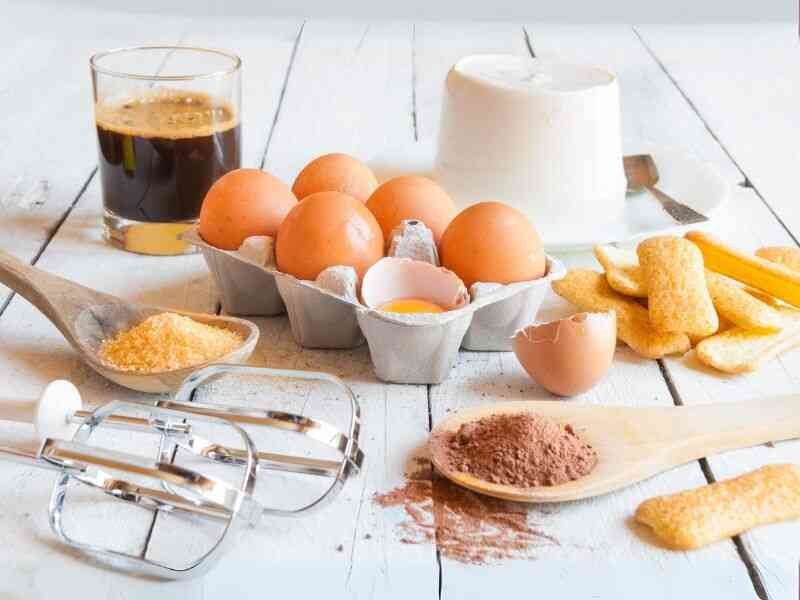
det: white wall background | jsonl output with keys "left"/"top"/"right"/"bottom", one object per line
{"left": 40, "top": 0, "right": 798, "bottom": 22}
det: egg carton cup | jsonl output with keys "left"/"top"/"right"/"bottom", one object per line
{"left": 462, "top": 269, "right": 567, "bottom": 351}
{"left": 184, "top": 228, "right": 565, "bottom": 383}
{"left": 187, "top": 229, "right": 286, "bottom": 317}
{"left": 185, "top": 229, "right": 363, "bottom": 348}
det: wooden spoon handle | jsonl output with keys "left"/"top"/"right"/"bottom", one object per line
{"left": 0, "top": 249, "right": 111, "bottom": 335}
{"left": 665, "top": 394, "right": 800, "bottom": 460}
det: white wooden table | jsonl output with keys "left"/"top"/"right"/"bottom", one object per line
{"left": 1, "top": 3, "right": 799, "bottom": 598}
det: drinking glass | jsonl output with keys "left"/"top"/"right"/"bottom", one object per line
{"left": 90, "top": 46, "right": 241, "bottom": 255}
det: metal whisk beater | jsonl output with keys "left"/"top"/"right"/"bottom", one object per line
{"left": 0, "top": 365, "right": 364, "bottom": 579}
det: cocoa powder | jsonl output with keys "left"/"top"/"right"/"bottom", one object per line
{"left": 430, "top": 412, "right": 597, "bottom": 488}
{"left": 374, "top": 460, "right": 558, "bottom": 564}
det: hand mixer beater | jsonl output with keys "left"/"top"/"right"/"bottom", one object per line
{"left": 0, "top": 364, "right": 364, "bottom": 579}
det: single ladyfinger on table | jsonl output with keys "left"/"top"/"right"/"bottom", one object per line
{"left": 636, "top": 464, "right": 800, "bottom": 550}
{"left": 638, "top": 236, "right": 718, "bottom": 338}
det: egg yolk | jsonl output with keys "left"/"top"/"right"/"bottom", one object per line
{"left": 378, "top": 298, "right": 444, "bottom": 314}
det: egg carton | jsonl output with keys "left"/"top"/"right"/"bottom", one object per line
{"left": 183, "top": 226, "right": 565, "bottom": 384}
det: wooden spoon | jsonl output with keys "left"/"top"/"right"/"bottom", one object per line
{"left": 0, "top": 250, "right": 259, "bottom": 394}
{"left": 430, "top": 396, "right": 800, "bottom": 503}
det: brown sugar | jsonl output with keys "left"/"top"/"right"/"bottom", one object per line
{"left": 98, "top": 312, "right": 243, "bottom": 373}
{"left": 430, "top": 412, "right": 597, "bottom": 488}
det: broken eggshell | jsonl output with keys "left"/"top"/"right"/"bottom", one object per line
{"left": 361, "top": 257, "right": 469, "bottom": 314}
{"left": 357, "top": 257, "right": 471, "bottom": 383}
{"left": 512, "top": 311, "right": 617, "bottom": 397}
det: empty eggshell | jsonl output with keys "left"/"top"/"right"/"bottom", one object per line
{"left": 361, "top": 257, "right": 469, "bottom": 312}
{"left": 512, "top": 311, "right": 616, "bottom": 397}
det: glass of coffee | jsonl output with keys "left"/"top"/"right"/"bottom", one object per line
{"left": 90, "top": 46, "right": 241, "bottom": 255}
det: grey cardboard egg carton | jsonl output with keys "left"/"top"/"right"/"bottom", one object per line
{"left": 183, "top": 224, "right": 565, "bottom": 384}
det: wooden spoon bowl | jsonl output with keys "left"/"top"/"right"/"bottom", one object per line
{"left": 431, "top": 397, "right": 800, "bottom": 503}
{"left": 0, "top": 250, "right": 258, "bottom": 394}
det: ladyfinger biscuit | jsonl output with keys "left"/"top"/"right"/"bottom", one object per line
{"left": 695, "top": 306, "right": 800, "bottom": 373}
{"left": 686, "top": 231, "right": 800, "bottom": 308}
{"left": 638, "top": 236, "right": 719, "bottom": 337}
{"left": 705, "top": 270, "right": 783, "bottom": 332}
{"left": 635, "top": 464, "right": 800, "bottom": 550}
{"left": 593, "top": 245, "right": 647, "bottom": 298}
{"left": 756, "top": 246, "right": 800, "bottom": 274}
{"left": 746, "top": 287, "right": 787, "bottom": 308}
{"left": 552, "top": 269, "right": 691, "bottom": 359}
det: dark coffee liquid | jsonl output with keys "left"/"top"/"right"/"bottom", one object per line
{"left": 95, "top": 91, "right": 240, "bottom": 223}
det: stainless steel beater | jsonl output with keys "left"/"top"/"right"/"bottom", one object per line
{"left": 0, "top": 365, "right": 364, "bottom": 579}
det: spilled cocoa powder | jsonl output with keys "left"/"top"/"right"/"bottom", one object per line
{"left": 431, "top": 412, "right": 597, "bottom": 488}
{"left": 374, "top": 459, "right": 559, "bottom": 565}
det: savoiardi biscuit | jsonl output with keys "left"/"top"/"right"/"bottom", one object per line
{"left": 686, "top": 231, "right": 800, "bottom": 308}
{"left": 552, "top": 269, "right": 691, "bottom": 359}
{"left": 695, "top": 305, "right": 800, "bottom": 373}
{"left": 705, "top": 270, "right": 783, "bottom": 332}
{"left": 638, "top": 236, "right": 719, "bottom": 338}
{"left": 635, "top": 464, "right": 800, "bottom": 550}
{"left": 593, "top": 245, "right": 647, "bottom": 298}
{"left": 756, "top": 246, "right": 800, "bottom": 274}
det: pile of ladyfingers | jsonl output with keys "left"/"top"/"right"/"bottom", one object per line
{"left": 553, "top": 231, "right": 800, "bottom": 373}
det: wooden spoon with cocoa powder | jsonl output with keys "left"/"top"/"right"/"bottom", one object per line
{"left": 431, "top": 399, "right": 800, "bottom": 503}
{"left": 0, "top": 249, "right": 258, "bottom": 394}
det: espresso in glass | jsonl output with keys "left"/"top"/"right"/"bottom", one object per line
{"left": 96, "top": 90, "right": 240, "bottom": 222}
{"left": 91, "top": 46, "right": 241, "bottom": 255}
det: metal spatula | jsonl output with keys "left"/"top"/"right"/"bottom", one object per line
{"left": 624, "top": 154, "right": 708, "bottom": 225}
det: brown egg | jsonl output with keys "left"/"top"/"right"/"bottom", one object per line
{"left": 276, "top": 191, "right": 384, "bottom": 280}
{"left": 292, "top": 153, "right": 378, "bottom": 203}
{"left": 366, "top": 175, "right": 456, "bottom": 245}
{"left": 439, "top": 201, "right": 546, "bottom": 288}
{"left": 199, "top": 169, "right": 297, "bottom": 250}
{"left": 512, "top": 312, "right": 616, "bottom": 397}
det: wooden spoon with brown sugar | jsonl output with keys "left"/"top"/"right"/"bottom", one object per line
{"left": 0, "top": 249, "right": 258, "bottom": 394}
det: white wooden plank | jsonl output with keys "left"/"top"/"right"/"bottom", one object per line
{"left": 0, "top": 4, "right": 188, "bottom": 597}
{"left": 0, "top": 3, "right": 185, "bottom": 307}
{"left": 657, "top": 190, "right": 800, "bottom": 600}
{"left": 0, "top": 182, "right": 216, "bottom": 599}
{"left": 263, "top": 20, "right": 417, "bottom": 181}
{"left": 630, "top": 24, "right": 800, "bottom": 600}
{"left": 0, "top": 8, "right": 298, "bottom": 598}
{"left": 528, "top": 23, "right": 800, "bottom": 599}
{"left": 415, "top": 23, "right": 758, "bottom": 599}
{"left": 180, "top": 16, "right": 304, "bottom": 168}
{"left": 0, "top": 14, "right": 795, "bottom": 599}
{"left": 144, "top": 20, "right": 440, "bottom": 598}
{"left": 429, "top": 286, "right": 757, "bottom": 598}
{"left": 636, "top": 24, "right": 800, "bottom": 241}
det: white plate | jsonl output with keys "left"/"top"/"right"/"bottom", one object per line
{"left": 369, "top": 139, "right": 728, "bottom": 253}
